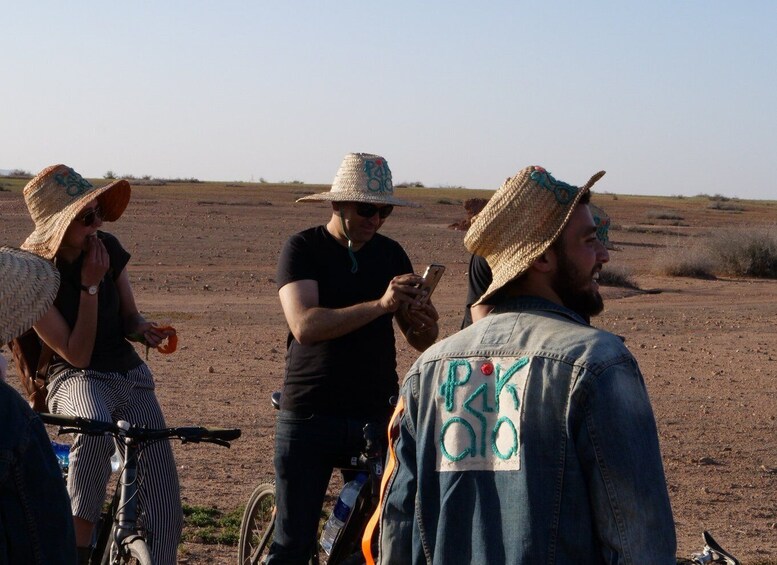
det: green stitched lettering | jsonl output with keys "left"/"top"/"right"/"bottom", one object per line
{"left": 440, "top": 359, "right": 471, "bottom": 412}
{"left": 464, "top": 383, "right": 492, "bottom": 457}
{"left": 495, "top": 357, "right": 528, "bottom": 411}
{"left": 492, "top": 417, "right": 518, "bottom": 460}
{"left": 440, "top": 417, "right": 476, "bottom": 461}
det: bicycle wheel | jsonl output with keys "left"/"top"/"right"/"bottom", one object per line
{"left": 238, "top": 483, "right": 277, "bottom": 565}
{"left": 123, "top": 537, "right": 153, "bottom": 564}
{"left": 101, "top": 536, "right": 153, "bottom": 565}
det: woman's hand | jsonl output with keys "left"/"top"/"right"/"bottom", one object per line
{"left": 127, "top": 318, "right": 175, "bottom": 349}
{"left": 81, "top": 235, "right": 109, "bottom": 287}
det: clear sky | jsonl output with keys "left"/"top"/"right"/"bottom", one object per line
{"left": 2, "top": 1, "right": 775, "bottom": 199}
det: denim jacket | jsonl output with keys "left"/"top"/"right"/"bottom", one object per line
{"left": 0, "top": 380, "right": 77, "bottom": 564}
{"left": 377, "top": 297, "right": 676, "bottom": 564}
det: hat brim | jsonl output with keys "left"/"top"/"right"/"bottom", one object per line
{"left": 296, "top": 190, "right": 420, "bottom": 208}
{"left": 21, "top": 179, "right": 130, "bottom": 260}
{"left": 0, "top": 247, "right": 60, "bottom": 344}
{"left": 471, "top": 170, "right": 606, "bottom": 306}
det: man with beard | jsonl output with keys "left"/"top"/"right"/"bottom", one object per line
{"left": 372, "top": 166, "right": 676, "bottom": 564}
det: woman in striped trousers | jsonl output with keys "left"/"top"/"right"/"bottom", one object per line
{"left": 22, "top": 165, "right": 183, "bottom": 565}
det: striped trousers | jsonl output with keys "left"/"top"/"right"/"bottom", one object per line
{"left": 47, "top": 363, "right": 183, "bottom": 565}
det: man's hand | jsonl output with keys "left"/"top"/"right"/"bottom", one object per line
{"left": 406, "top": 301, "right": 439, "bottom": 332}
{"left": 378, "top": 274, "right": 425, "bottom": 313}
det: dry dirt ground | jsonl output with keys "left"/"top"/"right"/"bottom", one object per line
{"left": 1, "top": 180, "right": 775, "bottom": 564}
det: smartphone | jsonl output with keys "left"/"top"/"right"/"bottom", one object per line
{"left": 418, "top": 264, "right": 445, "bottom": 304}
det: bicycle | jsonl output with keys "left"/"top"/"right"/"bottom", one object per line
{"left": 681, "top": 530, "right": 740, "bottom": 565}
{"left": 41, "top": 411, "right": 241, "bottom": 565}
{"left": 237, "top": 392, "right": 384, "bottom": 565}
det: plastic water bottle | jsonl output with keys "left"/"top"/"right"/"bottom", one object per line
{"left": 110, "top": 448, "right": 122, "bottom": 472}
{"left": 51, "top": 441, "right": 70, "bottom": 475}
{"left": 319, "top": 473, "right": 367, "bottom": 555}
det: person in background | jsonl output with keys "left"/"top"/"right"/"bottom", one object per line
{"left": 375, "top": 165, "right": 676, "bottom": 564}
{"left": 20, "top": 165, "right": 182, "bottom": 565}
{"left": 0, "top": 246, "right": 77, "bottom": 564}
{"left": 461, "top": 202, "right": 612, "bottom": 328}
{"left": 268, "top": 153, "right": 439, "bottom": 563}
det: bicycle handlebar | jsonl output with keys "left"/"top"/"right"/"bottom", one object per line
{"left": 39, "top": 412, "right": 241, "bottom": 447}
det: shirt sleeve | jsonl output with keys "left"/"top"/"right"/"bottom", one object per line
{"left": 98, "top": 231, "right": 131, "bottom": 278}
{"left": 276, "top": 231, "right": 318, "bottom": 289}
{"left": 378, "top": 377, "right": 419, "bottom": 564}
{"left": 574, "top": 358, "right": 677, "bottom": 564}
{"left": 466, "top": 254, "right": 492, "bottom": 308}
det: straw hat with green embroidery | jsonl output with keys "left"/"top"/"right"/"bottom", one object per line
{"left": 0, "top": 247, "right": 60, "bottom": 344}
{"left": 21, "top": 164, "right": 131, "bottom": 260}
{"left": 296, "top": 153, "right": 419, "bottom": 208}
{"left": 464, "top": 165, "right": 606, "bottom": 306}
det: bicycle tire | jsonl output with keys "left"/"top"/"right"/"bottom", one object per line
{"left": 94, "top": 498, "right": 118, "bottom": 565}
{"left": 238, "top": 483, "right": 277, "bottom": 565}
{"left": 101, "top": 535, "right": 153, "bottom": 565}
{"left": 123, "top": 537, "right": 153, "bottom": 564}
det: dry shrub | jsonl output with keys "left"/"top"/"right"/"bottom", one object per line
{"left": 646, "top": 210, "right": 684, "bottom": 221}
{"left": 710, "top": 228, "right": 777, "bottom": 278}
{"left": 599, "top": 265, "right": 639, "bottom": 289}
{"left": 653, "top": 243, "right": 717, "bottom": 279}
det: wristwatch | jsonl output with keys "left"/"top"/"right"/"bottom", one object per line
{"left": 81, "top": 284, "right": 99, "bottom": 295}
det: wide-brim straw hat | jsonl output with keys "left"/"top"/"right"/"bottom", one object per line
{"left": 589, "top": 203, "right": 614, "bottom": 250}
{"left": 0, "top": 247, "right": 60, "bottom": 344}
{"left": 296, "top": 153, "right": 420, "bottom": 208}
{"left": 464, "top": 165, "right": 606, "bottom": 306}
{"left": 21, "top": 164, "right": 131, "bottom": 260}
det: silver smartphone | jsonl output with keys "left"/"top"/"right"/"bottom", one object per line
{"left": 418, "top": 264, "right": 445, "bottom": 304}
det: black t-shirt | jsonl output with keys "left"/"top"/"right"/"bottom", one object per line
{"left": 460, "top": 253, "right": 493, "bottom": 329}
{"left": 48, "top": 231, "right": 143, "bottom": 377}
{"left": 276, "top": 226, "right": 413, "bottom": 419}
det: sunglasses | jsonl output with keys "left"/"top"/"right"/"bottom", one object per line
{"left": 75, "top": 205, "right": 103, "bottom": 227}
{"left": 355, "top": 203, "right": 393, "bottom": 219}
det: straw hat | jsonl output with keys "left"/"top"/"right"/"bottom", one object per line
{"left": 296, "top": 153, "right": 420, "bottom": 208}
{"left": 465, "top": 166, "right": 606, "bottom": 306}
{"left": 20, "top": 164, "right": 131, "bottom": 260}
{"left": 589, "top": 203, "right": 613, "bottom": 250}
{"left": 0, "top": 247, "right": 60, "bottom": 344}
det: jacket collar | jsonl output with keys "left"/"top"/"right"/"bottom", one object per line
{"left": 491, "top": 295, "right": 590, "bottom": 326}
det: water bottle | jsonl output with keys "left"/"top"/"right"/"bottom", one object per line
{"left": 319, "top": 473, "right": 367, "bottom": 555}
{"left": 110, "top": 447, "right": 122, "bottom": 472}
{"left": 51, "top": 441, "right": 70, "bottom": 475}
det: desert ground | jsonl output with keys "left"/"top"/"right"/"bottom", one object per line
{"left": 1, "top": 177, "right": 775, "bottom": 564}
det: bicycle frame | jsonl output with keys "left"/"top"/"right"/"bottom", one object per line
{"left": 238, "top": 392, "right": 385, "bottom": 565}
{"left": 39, "top": 412, "right": 240, "bottom": 565}
{"left": 102, "top": 422, "right": 146, "bottom": 564}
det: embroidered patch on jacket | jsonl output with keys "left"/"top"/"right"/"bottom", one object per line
{"left": 54, "top": 168, "right": 93, "bottom": 197}
{"left": 435, "top": 356, "right": 529, "bottom": 472}
{"left": 364, "top": 157, "right": 393, "bottom": 195}
{"left": 529, "top": 167, "right": 579, "bottom": 204}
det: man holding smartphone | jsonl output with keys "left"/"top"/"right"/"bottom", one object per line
{"left": 267, "top": 152, "right": 439, "bottom": 564}
{"left": 375, "top": 166, "right": 676, "bottom": 564}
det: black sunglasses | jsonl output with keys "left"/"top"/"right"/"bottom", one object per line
{"left": 355, "top": 203, "right": 393, "bottom": 219}
{"left": 75, "top": 205, "right": 103, "bottom": 227}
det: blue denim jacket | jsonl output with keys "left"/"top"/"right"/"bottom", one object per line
{"left": 378, "top": 297, "right": 676, "bottom": 564}
{"left": 0, "top": 380, "right": 77, "bottom": 564}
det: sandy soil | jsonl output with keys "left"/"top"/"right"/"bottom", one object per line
{"left": 1, "top": 182, "right": 775, "bottom": 564}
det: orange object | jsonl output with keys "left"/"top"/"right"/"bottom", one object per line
{"left": 155, "top": 325, "right": 178, "bottom": 354}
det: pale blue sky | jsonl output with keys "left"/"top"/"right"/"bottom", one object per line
{"left": 2, "top": 1, "right": 775, "bottom": 199}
